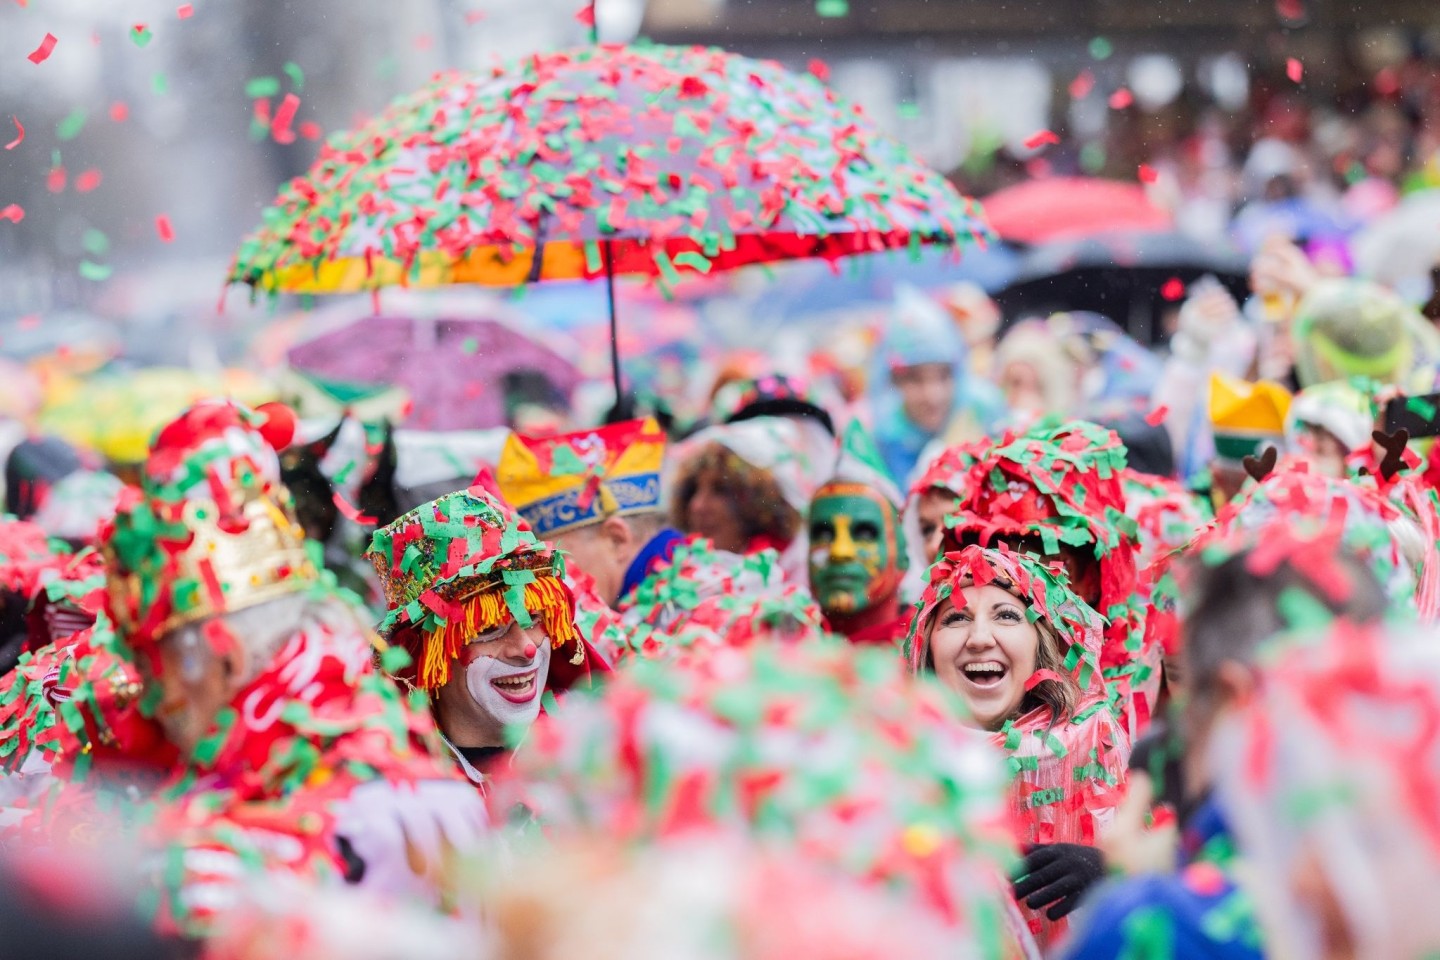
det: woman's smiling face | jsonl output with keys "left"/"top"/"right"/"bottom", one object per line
{"left": 927, "top": 583, "right": 1040, "bottom": 731}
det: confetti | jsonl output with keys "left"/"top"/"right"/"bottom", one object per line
{"left": 3, "top": 116, "right": 22, "bottom": 151}
{"left": 82, "top": 228, "right": 109, "bottom": 255}
{"left": 78, "top": 261, "right": 112, "bottom": 282}
{"left": 332, "top": 491, "right": 376, "bottom": 525}
{"left": 1159, "top": 276, "right": 1184, "bottom": 299}
{"left": 177, "top": 4, "right": 193, "bottom": 18}
{"left": 74, "top": 169, "right": 102, "bottom": 193}
{"left": 815, "top": 0, "right": 849, "bottom": 15}
{"left": 155, "top": 214, "right": 175, "bottom": 242}
{"left": 1088, "top": 36, "right": 1113, "bottom": 60}
{"left": 298, "top": 121, "right": 321, "bottom": 141}
{"left": 1137, "top": 163, "right": 1158, "bottom": 184}
{"left": 245, "top": 76, "right": 281, "bottom": 98}
{"left": 806, "top": 59, "right": 829, "bottom": 82}
{"left": 270, "top": 93, "right": 300, "bottom": 144}
{"left": 0, "top": 205, "right": 23, "bottom": 224}
{"left": 1069, "top": 71, "right": 1095, "bottom": 99}
{"left": 1023, "top": 129, "right": 1060, "bottom": 151}
{"left": 130, "top": 24, "right": 153, "bottom": 47}
{"left": 1145, "top": 404, "right": 1170, "bottom": 427}
{"left": 27, "top": 33, "right": 58, "bottom": 65}
{"left": 464, "top": 10, "right": 486, "bottom": 24}
{"left": 282, "top": 61, "right": 304, "bottom": 92}
{"left": 109, "top": 102, "right": 130, "bottom": 122}
{"left": 152, "top": 72, "right": 168, "bottom": 94}
{"left": 574, "top": 3, "right": 594, "bottom": 27}
{"left": 1108, "top": 88, "right": 1134, "bottom": 110}
{"left": 1286, "top": 57, "right": 1303, "bottom": 83}
{"left": 56, "top": 109, "right": 87, "bottom": 141}
{"left": 46, "top": 166, "right": 66, "bottom": 193}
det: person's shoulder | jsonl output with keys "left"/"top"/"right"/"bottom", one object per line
{"left": 1061, "top": 872, "right": 1262, "bottom": 960}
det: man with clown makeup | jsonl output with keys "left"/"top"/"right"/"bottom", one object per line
{"left": 807, "top": 422, "right": 912, "bottom": 646}
{"left": 367, "top": 488, "right": 609, "bottom": 786}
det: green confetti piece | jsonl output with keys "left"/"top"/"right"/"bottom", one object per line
{"left": 1089, "top": 36, "right": 1113, "bottom": 60}
{"left": 815, "top": 0, "right": 849, "bottom": 15}
{"left": 283, "top": 61, "right": 305, "bottom": 92}
{"left": 897, "top": 102, "right": 922, "bottom": 120}
{"left": 245, "top": 76, "right": 281, "bottom": 98}
{"left": 131, "top": 25, "right": 154, "bottom": 47}
{"left": 78, "top": 261, "right": 112, "bottom": 282}
{"left": 461, "top": 337, "right": 478, "bottom": 354}
{"left": 56, "top": 109, "right": 88, "bottom": 142}
{"left": 82, "top": 228, "right": 110, "bottom": 256}
{"left": 152, "top": 72, "right": 169, "bottom": 95}
{"left": 379, "top": 644, "right": 412, "bottom": 672}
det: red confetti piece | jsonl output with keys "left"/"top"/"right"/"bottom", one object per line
{"left": 298, "top": 121, "right": 321, "bottom": 140}
{"left": 807, "top": 59, "right": 830, "bottom": 83}
{"left": 1286, "top": 57, "right": 1303, "bottom": 83}
{"left": 27, "top": 33, "right": 58, "bottom": 65}
{"left": 0, "top": 205, "right": 23, "bottom": 224}
{"left": 1069, "top": 71, "right": 1094, "bottom": 99}
{"left": 1137, "top": 164, "right": 1158, "bottom": 184}
{"left": 1023, "top": 129, "right": 1059, "bottom": 151}
{"left": 46, "top": 167, "right": 66, "bottom": 193}
{"left": 155, "top": 214, "right": 174, "bottom": 242}
{"left": 270, "top": 92, "right": 300, "bottom": 144}
{"left": 1159, "top": 275, "right": 1184, "bottom": 299}
{"left": 1144, "top": 404, "right": 1169, "bottom": 427}
{"left": 464, "top": 10, "right": 486, "bottom": 23}
{"left": 74, "top": 169, "right": 102, "bottom": 193}
{"left": 1108, "top": 88, "right": 1133, "bottom": 110}
{"left": 332, "top": 490, "right": 376, "bottom": 525}
{"left": 3, "top": 116, "right": 22, "bottom": 150}
{"left": 574, "top": 3, "right": 595, "bottom": 27}
{"left": 177, "top": 3, "right": 193, "bottom": 17}
{"left": 109, "top": 101, "right": 129, "bottom": 122}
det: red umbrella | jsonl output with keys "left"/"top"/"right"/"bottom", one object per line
{"left": 982, "top": 177, "right": 1171, "bottom": 245}
{"left": 231, "top": 42, "right": 986, "bottom": 400}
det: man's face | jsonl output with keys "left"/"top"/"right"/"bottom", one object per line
{"left": 808, "top": 482, "right": 906, "bottom": 616}
{"left": 148, "top": 623, "right": 237, "bottom": 759}
{"left": 436, "top": 620, "right": 552, "bottom": 749}
{"left": 892, "top": 362, "right": 955, "bottom": 434}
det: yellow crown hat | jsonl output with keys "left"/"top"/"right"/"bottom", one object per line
{"left": 497, "top": 418, "right": 666, "bottom": 537}
{"left": 1209, "top": 373, "right": 1293, "bottom": 463}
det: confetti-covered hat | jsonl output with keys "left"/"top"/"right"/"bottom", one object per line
{"left": 366, "top": 488, "right": 581, "bottom": 690}
{"left": 1208, "top": 372, "right": 1293, "bottom": 465}
{"left": 496, "top": 418, "right": 666, "bottom": 538}
{"left": 99, "top": 401, "right": 318, "bottom": 648}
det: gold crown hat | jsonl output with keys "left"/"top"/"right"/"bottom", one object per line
{"left": 1209, "top": 373, "right": 1293, "bottom": 464}
{"left": 496, "top": 418, "right": 666, "bottom": 538}
{"left": 365, "top": 488, "right": 580, "bottom": 691}
{"left": 100, "top": 400, "right": 319, "bottom": 649}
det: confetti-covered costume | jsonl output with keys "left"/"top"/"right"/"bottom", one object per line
{"left": 495, "top": 641, "right": 1033, "bottom": 959}
{"left": 1120, "top": 470, "right": 1213, "bottom": 573}
{"left": 99, "top": 400, "right": 485, "bottom": 938}
{"left": 940, "top": 420, "right": 1154, "bottom": 736}
{"left": 905, "top": 544, "right": 1130, "bottom": 946}
{"left": 1211, "top": 620, "right": 1440, "bottom": 959}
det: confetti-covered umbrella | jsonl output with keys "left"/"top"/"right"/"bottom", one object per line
{"left": 230, "top": 41, "right": 987, "bottom": 398}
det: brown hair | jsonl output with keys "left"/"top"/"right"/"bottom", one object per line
{"left": 923, "top": 580, "right": 1083, "bottom": 728}
{"left": 671, "top": 443, "right": 801, "bottom": 548}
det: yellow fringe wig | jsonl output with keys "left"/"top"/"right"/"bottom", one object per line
{"left": 415, "top": 575, "right": 578, "bottom": 690}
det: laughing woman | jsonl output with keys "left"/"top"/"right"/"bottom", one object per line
{"left": 906, "top": 544, "right": 1130, "bottom": 947}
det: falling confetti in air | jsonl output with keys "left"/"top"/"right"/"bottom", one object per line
{"left": 1023, "top": 129, "right": 1060, "bottom": 150}
{"left": 1109, "top": 88, "right": 1133, "bottom": 109}
{"left": 156, "top": 214, "right": 175, "bottom": 242}
{"left": 0, "top": 205, "right": 23, "bottom": 223}
{"left": 1159, "top": 276, "right": 1184, "bottom": 299}
{"left": 74, "top": 169, "right": 103, "bottom": 193}
{"left": 177, "top": 4, "right": 193, "bottom": 18}
{"left": 1138, "top": 164, "right": 1158, "bottom": 184}
{"left": 4, "top": 117, "right": 22, "bottom": 151}
{"left": 1286, "top": 57, "right": 1303, "bottom": 82}
{"left": 27, "top": 33, "right": 58, "bottom": 65}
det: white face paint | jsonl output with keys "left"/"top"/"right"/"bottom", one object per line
{"left": 462, "top": 628, "right": 551, "bottom": 738}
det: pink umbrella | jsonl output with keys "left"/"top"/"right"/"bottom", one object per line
{"left": 982, "top": 177, "right": 1172, "bottom": 245}
{"left": 286, "top": 316, "right": 579, "bottom": 431}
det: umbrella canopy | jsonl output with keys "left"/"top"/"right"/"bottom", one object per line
{"left": 285, "top": 316, "right": 581, "bottom": 431}
{"left": 981, "top": 177, "right": 1172, "bottom": 246}
{"left": 993, "top": 230, "right": 1250, "bottom": 345}
{"left": 1352, "top": 189, "right": 1440, "bottom": 295}
{"left": 230, "top": 41, "right": 986, "bottom": 294}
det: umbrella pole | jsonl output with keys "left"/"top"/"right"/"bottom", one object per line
{"left": 605, "top": 239, "right": 623, "bottom": 409}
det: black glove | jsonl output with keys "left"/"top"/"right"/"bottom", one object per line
{"left": 1011, "top": 842, "right": 1105, "bottom": 920}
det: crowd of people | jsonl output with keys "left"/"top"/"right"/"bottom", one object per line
{"left": 3, "top": 225, "right": 1440, "bottom": 959}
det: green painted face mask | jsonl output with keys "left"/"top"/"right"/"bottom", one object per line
{"left": 807, "top": 482, "right": 907, "bottom": 616}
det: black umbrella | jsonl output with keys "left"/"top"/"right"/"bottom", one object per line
{"left": 993, "top": 231, "right": 1250, "bottom": 346}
